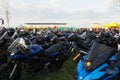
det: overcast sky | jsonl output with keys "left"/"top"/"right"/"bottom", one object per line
{"left": 0, "top": 0, "right": 120, "bottom": 27}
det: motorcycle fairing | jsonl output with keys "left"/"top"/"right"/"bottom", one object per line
{"left": 77, "top": 60, "right": 90, "bottom": 80}
{"left": 29, "top": 45, "right": 43, "bottom": 55}
{"left": 10, "top": 54, "right": 28, "bottom": 60}
{"left": 10, "top": 45, "right": 42, "bottom": 60}
{"left": 83, "top": 63, "right": 119, "bottom": 80}
{"left": 77, "top": 61, "right": 119, "bottom": 80}
{"left": 103, "top": 68, "right": 119, "bottom": 80}
{"left": 85, "top": 41, "right": 116, "bottom": 70}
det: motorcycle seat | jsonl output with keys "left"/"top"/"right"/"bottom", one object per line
{"left": 44, "top": 42, "right": 63, "bottom": 56}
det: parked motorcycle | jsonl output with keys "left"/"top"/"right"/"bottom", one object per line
{"left": 74, "top": 41, "right": 120, "bottom": 80}
{"left": 0, "top": 36, "right": 73, "bottom": 80}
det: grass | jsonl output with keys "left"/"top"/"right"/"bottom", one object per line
{"left": 20, "top": 57, "right": 77, "bottom": 80}
{"left": 5, "top": 51, "right": 120, "bottom": 80}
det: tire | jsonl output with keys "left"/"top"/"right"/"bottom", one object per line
{"left": 0, "top": 63, "right": 22, "bottom": 80}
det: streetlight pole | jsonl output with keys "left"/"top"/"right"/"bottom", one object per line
{"left": 0, "top": 0, "right": 10, "bottom": 28}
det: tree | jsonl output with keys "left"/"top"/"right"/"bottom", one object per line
{"left": 0, "top": 0, "right": 10, "bottom": 28}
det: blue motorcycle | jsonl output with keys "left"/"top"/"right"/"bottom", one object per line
{"left": 0, "top": 37, "right": 72, "bottom": 80}
{"left": 74, "top": 42, "right": 120, "bottom": 80}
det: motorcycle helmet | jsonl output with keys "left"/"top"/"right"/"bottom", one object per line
{"left": 7, "top": 28, "right": 15, "bottom": 36}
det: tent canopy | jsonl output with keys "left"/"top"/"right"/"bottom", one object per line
{"left": 103, "top": 22, "right": 120, "bottom": 28}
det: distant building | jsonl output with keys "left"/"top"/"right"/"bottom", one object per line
{"left": 23, "top": 23, "right": 67, "bottom": 30}
{"left": 90, "top": 23, "right": 101, "bottom": 28}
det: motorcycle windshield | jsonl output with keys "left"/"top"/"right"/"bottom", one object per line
{"left": 85, "top": 41, "right": 116, "bottom": 70}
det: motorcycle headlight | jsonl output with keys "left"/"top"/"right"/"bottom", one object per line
{"left": 86, "top": 61, "right": 91, "bottom": 67}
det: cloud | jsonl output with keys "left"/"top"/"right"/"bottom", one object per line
{"left": 49, "top": 0, "right": 67, "bottom": 6}
{"left": 49, "top": 0, "right": 63, "bottom": 4}
{"left": 1, "top": 0, "right": 120, "bottom": 27}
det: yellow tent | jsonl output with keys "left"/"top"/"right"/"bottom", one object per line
{"left": 103, "top": 22, "right": 120, "bottom": 28}
{"left": 110, "top": 22, "right": 120, "bottom": 28}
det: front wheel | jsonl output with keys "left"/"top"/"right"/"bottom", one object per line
{"left": 0, "top": 63, "right": 22, "bottom": 80}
